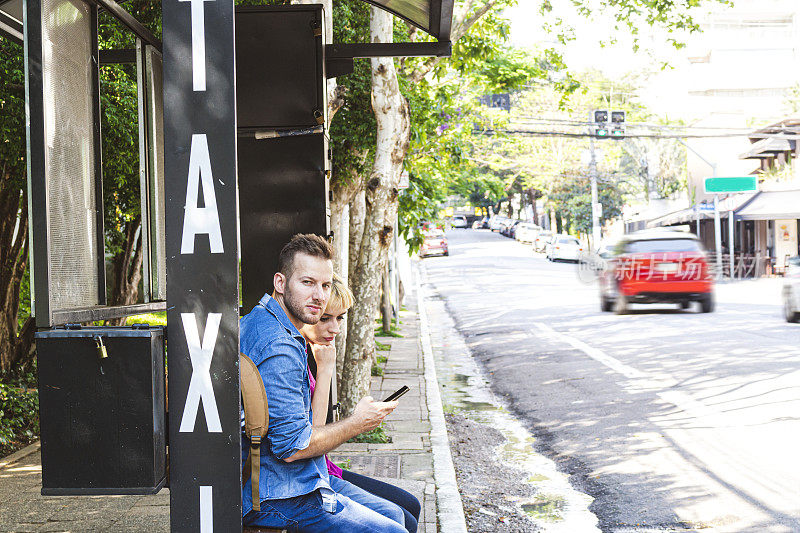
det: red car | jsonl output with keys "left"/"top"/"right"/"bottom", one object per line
{"left": 420, "top": 229, "right": 448, "bottom": 258}
{"left": 599, "top": 230, "right": 714, "bottom": 314}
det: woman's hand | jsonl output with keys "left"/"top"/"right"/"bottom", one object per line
{"left": 311, "top": 343, "right": 336, "bottom": 374}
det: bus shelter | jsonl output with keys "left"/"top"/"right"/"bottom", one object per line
{"left": 2, "top": 0, "right": 453, "bottom": 529}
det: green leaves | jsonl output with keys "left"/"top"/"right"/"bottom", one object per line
{"left": 0, "top": 383, "right": 39, "bottom": 457}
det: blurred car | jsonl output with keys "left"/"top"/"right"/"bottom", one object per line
{"left": 533, "top": 230, "right": 554, "bottom": 252}
{"left": 783, "top": 255, "right": 800, "bottom": 322}
{"left": 515, "top": 223, "right": 542, "bottom": 244}
{"left": 420, "top": 229, "right": 448, "bottom": 258}
{"left": 547, "top": 235, "right": 583, "bottom": 262}
{"left": 502, "top": 220, "right": 520, "bottom": 238}
{"left": 489, "top": 216, "right": 501, "bottom": 231}
{"left": 490, "top": 216, "right": 508, "bottom": 232}
{"left": 451, "top": 215, "right": 468, "bottom": 229}
{"left": 598, "top": 229, "right": 714, "bottom": 314}
{"left": 472, "top": 217, "right": 489, "bottom": 229}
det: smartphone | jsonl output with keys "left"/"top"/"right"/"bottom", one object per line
{"left": 383, "top": 386, "right": 409, "bottom": 402}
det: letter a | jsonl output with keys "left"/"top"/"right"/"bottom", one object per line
{"left": 181, "top": 134, "right": 224, "bottom": 254}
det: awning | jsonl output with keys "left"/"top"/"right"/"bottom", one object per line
{"left": 647, "top": 207, "right": 702, "bottom": 228}
{"left": 740, "top": 137, "right": 796, "bottom": 159}
{"left": 647, "top": 193, "right": 756, "bottom": 228}
{"left": 736, "top": 190, "right": 800, "bottom": 220}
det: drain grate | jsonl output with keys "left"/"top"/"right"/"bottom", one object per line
{"left": 336, "top": 454, "right": 401, "bottom": 478}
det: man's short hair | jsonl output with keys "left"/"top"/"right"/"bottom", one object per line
{"left": 278, "top": 234, "right": 333, "bottom": 278}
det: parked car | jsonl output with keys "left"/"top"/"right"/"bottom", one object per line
{"left": 783, "top": 255, "right": 800, "bottom": 322}
{"left": 502, "top": 220, "right": 520, "bottom": 238}
{"left": 419, "top": 229, "right": 448, "bottom": 258}
{"left": 598, "top": 229, "right": 714, "bottom": 314}
{"left": 489, "top": 216, "right": 508, "bottom": 232}
{"left": 547, "top": 235, "right": 583, "bottom": 262}
{"left": 533, "top": 230, "right": 554, "bottom": 252}
{"left": 451, "top": 215, "right": 468, "bottom": 229}
{"left": 472, "top": 217, "right": 489, "bottom": 229}
{"left": 515, "top": 223, "right": 542, "bottom": 244}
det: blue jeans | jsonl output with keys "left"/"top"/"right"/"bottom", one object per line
{"left": 243, "top": 482, "right": 406, "bottom": 533}
{"left": 341, "top": 469, "right": 420, "bottom": 533}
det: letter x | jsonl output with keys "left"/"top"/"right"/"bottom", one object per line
{"left": 179, "top": 312, "right": 223, "bottom": 432}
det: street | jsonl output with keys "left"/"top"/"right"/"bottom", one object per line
{"left": 420, "top": 228, "right": 800, "bottom": 532}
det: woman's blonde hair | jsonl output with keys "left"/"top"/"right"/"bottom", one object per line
{"left": 327, "top": 273, "right": 354, "bottom": 312}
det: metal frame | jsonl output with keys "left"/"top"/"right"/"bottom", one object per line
{"left": 91, "top": 6, "right": 107, "bottom": 310}
{"left": 325, "top": 41, "right": 451, "bottom": 59}
{"left": 0, "top": 0, "right": 22, "bottom": 43}
{"left": 0, "top": 10, "right": 22, "bottom": 43}
{"left": 50, "top": 301, "right": 166, "bottom": 325}
{"left": 136, "top": 38, "right": 151, "bottom": 303}
{"left": 325, "top": 41, "right": 451, "bottom": 78}
{"left": 25, "top": 0, "right": 108, "bottom": 327}
{"left": 86, "top": 0, "right": 160, "bottom": 50}
{"left": 25, "top": 0, "right": 166, "bottom": 326}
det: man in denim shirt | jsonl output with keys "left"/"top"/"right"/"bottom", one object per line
{"left": 240, "top": 234, "right": 405, "bottom": 532}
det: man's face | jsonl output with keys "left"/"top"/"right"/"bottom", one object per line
{"left": 276, "top": 253, "right": 333, "bottom": 326}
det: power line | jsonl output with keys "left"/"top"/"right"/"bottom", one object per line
{"left": 473, "top": 128, "right": 800, "bottom": 140}
{"left": 509, "top": 116, "right": 759, "bottom": 132}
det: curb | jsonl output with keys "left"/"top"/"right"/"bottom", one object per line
{"left": 0, "top": 440, "right": 40, "bottom": 471}
{"left": 415, "top": 267, "right": 468, "bottom": 533}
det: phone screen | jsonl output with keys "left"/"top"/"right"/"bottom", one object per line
{"left": 383, "top": 386, "right": 409, "bottom": 402}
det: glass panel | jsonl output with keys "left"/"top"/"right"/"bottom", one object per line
{"left": 41, "top": 0, "right": 100, "bottom": 310}
{"left": 369, "top": 0, "right": 429, "bottom": 31}
{"left": 145, "top": 45, "right": 166, "bottom": 301}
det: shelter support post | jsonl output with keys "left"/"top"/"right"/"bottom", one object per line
{"left": 714, "top": 195, "right": 722, "bottom": 280}
{"left": 162, "top": 0, "right": 242, "bottom": 528}
{"left": 729, "top": 211, "right": 735, "bottom": 279}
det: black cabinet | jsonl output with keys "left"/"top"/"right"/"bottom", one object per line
{"left": 35, "top": 326, "right": 166, "bottom": 495}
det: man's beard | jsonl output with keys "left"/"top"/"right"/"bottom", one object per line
{"left": 284, "top": 286, "right": 322, "bottom": 325}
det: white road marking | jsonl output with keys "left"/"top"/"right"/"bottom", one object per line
{"left": 533, "top": 322, "right": 647, "bottom": 380}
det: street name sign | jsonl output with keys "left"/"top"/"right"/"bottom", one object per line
{"left": 704, "top": 176, "right": 757, "bottom": 194}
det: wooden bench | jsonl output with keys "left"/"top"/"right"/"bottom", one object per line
{"left": 243, "top": 527, "right": 286, "bottom": 533}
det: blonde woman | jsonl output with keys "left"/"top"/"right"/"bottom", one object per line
{"left": 301, "top": 275, "right": 421, "bottom": 533}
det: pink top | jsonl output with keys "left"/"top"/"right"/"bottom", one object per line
{"left": 308, "top": 364, "right": 343, "bottom": 479}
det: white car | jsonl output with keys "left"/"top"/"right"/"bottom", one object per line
{"left": 547, "top": 235, "right": 583, "bottom": 262}
{"left": 490, "top": 216, "right": 508, "bottom": 232}
{"left": 784, "top": 256, "right": 800, "bottom": 322}
{"left": 451, "top": 215, "right": 468, "bottom": 229}
{"left": 515, "top": 222, "right": 542, "bottom": 244}
{"left": 533, "top": 230, "right": 553, "bottom": 252}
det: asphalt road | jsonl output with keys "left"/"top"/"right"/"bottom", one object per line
{"left": 420, "top": 228, "right": 800, "bottom": 533}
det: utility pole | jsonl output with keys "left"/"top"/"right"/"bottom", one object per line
{"left": 589, "top": 137, "right": 601, "bottom": 246}
{"left": 676, "top": 139, "right": 721, "bottom": 279}
{"left": 713, "top": 194, "right": 723, "bottom": 280}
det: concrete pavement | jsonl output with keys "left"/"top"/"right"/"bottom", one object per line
{"left": 0, "top": 282, "right": 466, "bottom": 532}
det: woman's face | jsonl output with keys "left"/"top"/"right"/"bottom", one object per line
{"left": 302, "top": 305, "right": 347, "bottom": 345}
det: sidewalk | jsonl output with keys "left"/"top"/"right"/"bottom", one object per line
{"left": 0, "top": 285, "right": 465, "bottom": 532}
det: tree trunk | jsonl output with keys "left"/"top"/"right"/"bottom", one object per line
{"left": 105, "top": 219, "right": 144, "bottom": 326}
{"left": 380, "top": 261, "right": 391, "bottom": 333}
{"left": 0, "top": 181, "right": 35, "bottom": 374}
{"left": 340, "top": 6, "right": 410, "bottom": 416}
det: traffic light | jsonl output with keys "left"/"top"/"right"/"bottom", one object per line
{"left": 610, "top": 111, "right": 625, "bottom": 139}
{"left": 593, "top": 109, "right": 609, "bottom": 139}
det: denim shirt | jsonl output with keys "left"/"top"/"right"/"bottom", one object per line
{"left": 239, "top": 294, "right": 333, "bottom": 516}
